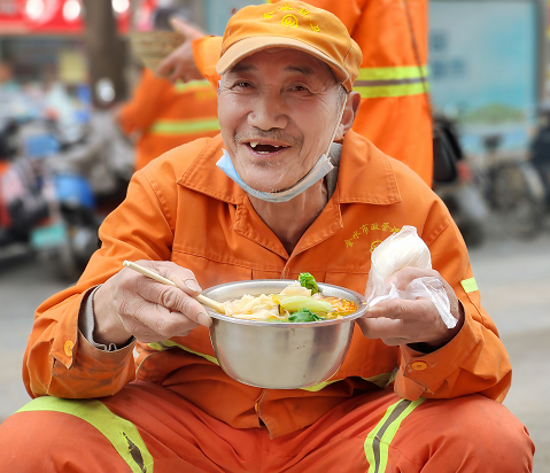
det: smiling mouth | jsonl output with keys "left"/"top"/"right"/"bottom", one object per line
{"left": 247, "top": 142, "right": 290, "bottom": 155}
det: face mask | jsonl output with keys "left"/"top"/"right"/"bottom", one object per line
{"left": 216, "top": 149, "right": 334, "bottom": 203}
{"left": 216, "top": 97, "right": 346, "bottom": 203}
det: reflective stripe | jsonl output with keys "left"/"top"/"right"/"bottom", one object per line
{"left": 17, "top": 396, "right": 154, "bottom": 473}
{"left": 173, "top": 79, "right": 213, "bottom": 93}
{"left": 364, "top": 398, "right": 425, "bottom": 473}
{"left": 148, "top": 340, "right": 219, "bottom": 365}
{"left": 461, "top": 278, "right": 479, "bottom": 293}
{"left": 354, "top": 66, "right": 429, "bottom": 98}
{"left": 300, "top": 378, "right": 340, "bottom": 392}
{"left": 150, "top": 118, "right": 220, "bottom": 135}
{"left": 302, "top": 370, "right": 397, "bottom": 392}
{"left": 357, "top": 66, "right": 428, "bottom": 81}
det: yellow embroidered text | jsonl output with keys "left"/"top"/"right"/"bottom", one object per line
{"left": 344, "top": 223, "right": 401, "bottom": 250}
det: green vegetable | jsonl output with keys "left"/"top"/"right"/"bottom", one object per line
{"left": 298, "top": 272, "right": 320, "bottom": 294}
{"left": 274, "top": 295, "right": 333, "bottom": 313}
{"left": 288, "top": 308, "right": 322, "bottom": 322}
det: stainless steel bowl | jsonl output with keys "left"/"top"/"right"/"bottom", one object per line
{"left": 203, "top": 280, "right": 368, "bottom": 389}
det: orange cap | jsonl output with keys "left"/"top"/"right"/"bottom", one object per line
{"left": 216, "top": 1, "right": 362, "bottom": 93}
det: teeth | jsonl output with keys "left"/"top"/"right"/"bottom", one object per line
{"left": 249, "top": 141, "right": 283, "bottom": 154}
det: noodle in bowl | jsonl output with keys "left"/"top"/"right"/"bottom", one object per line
{"left": 203, "top": 279, "right": 368, "bottom": 389}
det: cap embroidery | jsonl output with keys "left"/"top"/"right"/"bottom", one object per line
{"left": 280, "top": 3, "right": 294, "bottom": 11}
{"left": 310, "top": 23, "right": 320, "bottom": 32}
{"left": 281, "top": 14, "right": 299, "bottom": 28}
{"left": 263, "top": 11, "right": 275, "bottom": 19}
{"left": 298, "top": 7, "right": 310, "bottom": 16}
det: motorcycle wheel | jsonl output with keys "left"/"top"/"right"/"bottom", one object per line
{"left": 491, "top": 161, "right": 546, "bottom": 240}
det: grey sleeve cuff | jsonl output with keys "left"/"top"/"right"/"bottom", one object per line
{"left": 78, "top": 285, "right": 134, "bottom": 351}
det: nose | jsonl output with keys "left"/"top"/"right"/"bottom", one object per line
{"left": 247, "top": 90, "right": 289, "bottom": 131}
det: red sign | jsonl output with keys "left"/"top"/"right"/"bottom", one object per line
{"left": 0, "top": 0, "right": 156, "bottom": 35}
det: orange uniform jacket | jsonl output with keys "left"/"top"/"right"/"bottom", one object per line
{"left": 194, "top": 0, "right": 433, "bottom": 185}
{"left": 117, "top": 68, "right": 219, "bottom": 171}
{"left": 23, "top": 131, "right": 510, "bottom": 438}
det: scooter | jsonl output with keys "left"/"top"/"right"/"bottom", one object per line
{"left": 22, "top": 121, "right": 101, "bottom": 280}
{"left": 0, "top": 117, "right": 50, "bottom": 254}
{"left": 432, "top": 115, "right": 488, "bottom": 247}
{"left": 529, "top": 106, "right": 550, "bottom": 219}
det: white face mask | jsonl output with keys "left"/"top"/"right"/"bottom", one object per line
{"left": 216, "top": 97, "right": 346, "bottom": 203}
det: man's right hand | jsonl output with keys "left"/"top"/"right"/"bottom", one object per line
{"left": 156, "top": 18, "right": 206, "bottom": 83}
{"left": 92, "top": 260, "right": 211, "bottom": 346}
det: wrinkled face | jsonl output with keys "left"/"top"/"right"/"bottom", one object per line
{"left": 217, "top": 48, "right": 344, "bottom": 193}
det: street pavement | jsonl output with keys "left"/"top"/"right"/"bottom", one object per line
{"left": 0, "top": 221, "right": 549, "bottom": 470}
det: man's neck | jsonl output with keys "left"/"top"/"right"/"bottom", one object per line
{"left": 248, "top": 180, "right": 328, "bottom": 255}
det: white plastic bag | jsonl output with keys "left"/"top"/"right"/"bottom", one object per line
{"left": 366, "top": 226, "right": 457, "bottom": 329}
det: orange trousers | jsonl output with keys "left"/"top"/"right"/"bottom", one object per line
{"left": 0, "top": 381, "right": 534, "bottom": 472}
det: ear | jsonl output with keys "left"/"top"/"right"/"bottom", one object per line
{"left": 334, "top": 91, "right": 361, "bottom": 141}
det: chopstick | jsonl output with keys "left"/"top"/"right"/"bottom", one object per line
{"left": 123, "top": 260, "right": 225, "bottom": 314}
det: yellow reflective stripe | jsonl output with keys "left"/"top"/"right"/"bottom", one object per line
{"left": 460, "top": 277, "right": 479, "bottom": 293}
{"left": 151, "top": 118, "right": 220, "bottom": 135}
{"left": 365, "top": 398, "right": 425, "bottom": 473}
{"left": 17, "top": 396, "right": 154, "bottom": 473}
{"left": 301, "top": 370, "right": 397, "bottom": 392}
{"left": 354, "top": 82, "right": 427, "bottom": 99}
{"left": 173, "top": 79, "right": 212, "bottom": 93}
{"left": 354, "top": 66, "right": 429, "bottom": 98}
{"left": 148, "top": 340, "right": 219, "bottom": 365}
{"left": 363, "top": 369, "right": 398, "bottom": 389}
{"left": 357, "top": 66, "right": 428, "bottom": 81}
{"left": 300, "top": 379, "right": 339, "bottom": 392}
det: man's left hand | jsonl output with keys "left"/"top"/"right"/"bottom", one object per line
{"left": 357, "top": 267, "right": 464, "bottom": 349}
{"left": 157, "top": 18, "right": 205, "bottom": 83}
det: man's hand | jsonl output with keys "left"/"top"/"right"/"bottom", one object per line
{"left": 92, "top": 260, "right": 211, "bottom": 346}
{"left": 357, "top": 267, "right": 464, "bottom": 349}
{"left": 157, "top": 18, "right": 205, "bottom": 83}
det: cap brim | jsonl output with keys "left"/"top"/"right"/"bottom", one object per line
{"left": 216, "top": 36, "right": 349, "bottom": 85}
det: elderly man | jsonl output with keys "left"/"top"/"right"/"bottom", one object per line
{"left": 0, "top": 2, "right": 533, "bottom": 471}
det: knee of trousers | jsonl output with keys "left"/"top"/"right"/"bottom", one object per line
{"left": 404, "top": 395, "right": 535, "bottom": 469}
{"left": 0, "top": 409, "right": 131, "bottom": 471}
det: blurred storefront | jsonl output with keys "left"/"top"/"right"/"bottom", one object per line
{"left": 428, "top": 0, "right": 548, "bottom": 156}
{"left": 0, "top": 0, "right": 163, "bottom": 109}
{"left": 0, "top": 0, "right": 134, "bottom": 82}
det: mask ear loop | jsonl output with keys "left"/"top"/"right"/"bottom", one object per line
{"left": 324, "top": 93, "right": 348, "bottom": 158}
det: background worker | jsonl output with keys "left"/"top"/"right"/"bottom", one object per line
{"left": 0, "top": 2, "right": 533, "bottom": 471}
{"left": 117, "top": 8, "right": 219, "bottom": 171}
{"left": 158, "top": 0, "right": 433, "bottom": 185}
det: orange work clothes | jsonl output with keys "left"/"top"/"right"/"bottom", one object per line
{"left": 195, "top": 0, "right": 433, "bottom": 185}
{"left": 0, "top": 382, "right": 534, "bottom": 472}
{"left": 117, "top": 68, "right": 219, "bottom": 171}
{"left": 23, "top": 131, "right": 511, "bottom": 439}
{"left": 304, "top": 0, "right": 433, "bottom": 184}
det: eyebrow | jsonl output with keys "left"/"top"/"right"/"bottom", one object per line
{"left": 285, "top": 65, "right": 314, "bottom": 75}
{"left": 228, "top": 63, "right": 256, "bottom": 74}
{"left": 227, "top": 63, "right": 314, "bottom": 75}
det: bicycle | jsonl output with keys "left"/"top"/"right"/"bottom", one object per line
{"left": 472, "top": 134, "right": 546, "bottom": 240}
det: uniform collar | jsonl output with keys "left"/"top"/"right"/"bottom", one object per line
{"left": 177, "top": 131, "right": 401, "bottom": 206}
